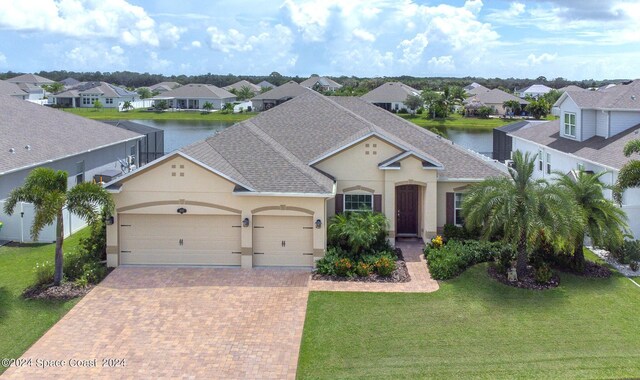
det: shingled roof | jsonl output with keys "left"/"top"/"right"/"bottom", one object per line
{"left": 53, "top": 82, "right": 137, "bottom": 98}
{"left": 509, "top": 119, "right": 639, "bottom": 170}
{"left": 153, "top": 83, "right": 235, "bottom": 99}
{"left": 0, "top": 95, "right": 141, "bottom": 175}
{"left": 464, "top": 88, "right": 528, "bottom": 106}
{"left": 361, "top": 82, "right": 421, "bottom": 103}
{"left": 6, "top": 74, "right": 54, "bottom": 85}
{"left": 0, "top": 80, "right": 27, "bottom": 97}
{"left": 556, "top": 80, "right": 640, "bottom": 110}
{"left": 299, "top": 76, "right": 342, "bottom": 89}
{"left": 251, "top": 81, "right": 308, "bottom": 101}
{"left": 224, "top": 80, "right": 261, "bottom": 93}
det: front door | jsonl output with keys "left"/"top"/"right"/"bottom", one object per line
{"left": 396, "top": 185, "right": 419, "bottom": 236}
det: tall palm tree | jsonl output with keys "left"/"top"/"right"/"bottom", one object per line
{"left": 3, "top": 168, "right": 114, "bottom": 285}
{"left": 463, "top": 151, "right": 581, "bottom": 277}
{"left": 615, "top": 139, "right": 640, "bottom": 203}
{"left": 236, "top": 85, "right": 256, "bottom": 101}
{"left": 556, "top": 170, "right": 628, "bottom": 271}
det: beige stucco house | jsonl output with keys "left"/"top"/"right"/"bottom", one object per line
{"left": 105, "top": 89, "right": 504, "bottom": 269}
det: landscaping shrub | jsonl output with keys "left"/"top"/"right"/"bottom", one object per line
{"left": 374, "top": 256, "right": 396, "bottom": 277}
{"left": 425, "top": 240, "right": 511, "bottom": 280}
{"left": 33, "top": 261, "right": 54, "bottom": 286}
{"left": 608, "top": 240, "right": 640, "bottom": 265}
{"left": 334, "top": 258, "right": 354, "bottom": 277}
{"left": 442, "top": 224, "right": 480, "bottom": 241}
{"left": 314, "top": 247, "right": 344, "bottom": 275}
{"left": 630, "top": 261, "right": 639, "bottom": 272}
{"left": 495, "top": 246, "right": 516, "bottom": 274}
{"left": 328, "top": 211, "right": 388, "bottom": 259}
{"left": 534, "top": 263, "right": 553, "bottom": 284}
{"left": 355, "top": 262, "right": 371, "bottom": 277}
{"left": 416, "top": 107, "right": 424, "bottom": 115}
{"left": 430, "top": 235, "right": 444, "bottom": 249}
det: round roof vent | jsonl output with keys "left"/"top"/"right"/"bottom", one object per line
{"left": 9, "top": 148, "right": 15, "bottom": 153}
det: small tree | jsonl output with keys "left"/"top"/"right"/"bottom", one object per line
{"left": 614, "top": 139, "right": 640, "bottom": 203}
{"left": 503, "top": 100, "right": 521, "bottom": 116}
{"left": 42, "top": 82, "right": 65, "bottom": 94}
{"left": 525, "top": 98, "right": 550, "bottom": 119}
{"left": 136, "top": 87, "right": 152, "bottom": 99}
{"left": 236, "top": 85, "right": 255, "bottom": 101}
{"left": 202, "top": 101, "right": 214, "bottom": 113}
{"left": 477, "top": 106, "right": 493, "bottom": 118}
{"left": 122, "top": 101, "right": 133, "bottom": 112}
{"left": 421, "top": 90, "right": 443, "bottom": 119}
{"left": 404, "top": 95, "right": 423, "bottom": 115}
{"left": 154, "top": 99, "right": 168, "bottom": 111}
{"left": 93, "top": 99, "right": 103, "bottom": 111}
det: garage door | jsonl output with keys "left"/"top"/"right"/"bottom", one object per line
{"left": 252, "top": 215, "right": 314, "bottom": 267}
{"left": 119, "top": 214, "right": 242, "bottom": 266}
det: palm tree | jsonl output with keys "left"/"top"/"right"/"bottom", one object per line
{"left": 615, "top": 139, "right": 640, "bottom": 203}
{"left": 122, "top": 101, "right": 133, "bottom": 112}
{"left": 556, "top": 170, "right": 628, "bottom": 271}
{"left": 502, "top": 100, "right": 521, "bottom": 116}
{"left": 236, "top": 85, "right": 255, "bottom": 101}
{"left": 3, "top": 168, "right": 114, "bottom": 286}
{"left": 202, "top": 101, "right": 214, "bottom": 113}
{"left": 463, "top": 151, "right": 580, "bottom": 278}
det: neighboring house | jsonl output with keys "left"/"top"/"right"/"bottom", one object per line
{"left": 300, "top": 76, "right": 342, "bottom": 92}
{"left": 104, "top": 90, "right": 505, "bottom": 269}
{"left": 492, "top": 120, "right": 546, "bottom": 162}
{"left": 558, "top": 85, "right": 586, "bottom": 92}
{"left": 516, "top": 84, "right": 553, "bottom": 99}
{"left": 250, "top": 81, "right": 309, "bottom": 111}
{"left": 464, "top": 88, "right": 529, "bottom": 116}
{"left": 361, "top": 82, "right": 421, "bottom": 112}
{"left": 463, "top": 82, "right": 490, "bottom": 96}
{"left": 152, "top": 83, "right": 236, "bottom": 110}
{"left": 50, "top": 81, "right": 138, "bottom": 108}
{"left": 102, "top": 121, "right": 165, "bottom": 165}
{"left": 149, "top": 81, "right": 182, "bottom": 93}
{"left": 0, "top": 80, "right": 28, "bottom": 99}
{"left": 509, "top": 80, "right": 640, "bottom": 237}
{"left": 5, "top": 74, "right": 54, "bottom": 100}
{"left": 257, "top": 80, "right": 275, "bottom": 90}
{"left": 0, "top": 95, "right": 142, "bottom": 242}
{"left": 60, "top": 77, "right": 80, "bottom": 88}
{"left": 224, "top": 80, "right": 261, "bottom": 93}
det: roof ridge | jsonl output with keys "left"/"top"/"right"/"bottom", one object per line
{"left": 197, "top": 132, "right": 254, "bottom": 189}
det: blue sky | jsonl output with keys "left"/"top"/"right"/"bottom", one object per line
{"left": 0, "top": 0, "right": 639, "bottom": 80}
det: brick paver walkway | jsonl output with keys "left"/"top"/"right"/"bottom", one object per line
{"left": 309, "top": 239, "right": 440, "bottom": 293}
{"left": 3, "top": 267, "right": 310, "bottom": 380}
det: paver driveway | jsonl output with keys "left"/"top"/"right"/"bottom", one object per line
{"left": 3, "top": 267, "right": 310, "bottom": 379}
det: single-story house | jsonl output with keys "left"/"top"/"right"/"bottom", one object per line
{"left": 516, "top": 84, "right": 553, "bottom": 99}
{"left": 224, "top": 80, "right": 261, "bottom": 93}
{"left": 0, "top": 80, "right": 28, "bottom": 99}
{"left": 300, "top": 76, "right": 342, "bottom": 92}
{"left": 149, "top": 82, "right": 182, "bottom": 93}
{"left": 463, "top": 82, "right": 490, "bottom": 96}
{"left": 50, "top": 82, "right": 138, "bottom": 108}
{"left": 361, "top": 82, "right": 421, "bottom": 112}
{"left": 250, "top": 81, "right": 309, "bottom": 111}
{"left": 105, "top": 89, "right": 505, "bottom": 268}
{"left": 6, "top": 74, "right": 53, "bottom": 100}
{"left": 509, "top": 79, "right": 640, "bottom": 237}
{"left": 152, "top": 83, "right": 236, "bottom": 110}
{"left": 464, "top": 88, "right": 529, "bottom": 116}
{"left": 0, "top": 95, "right": 142, "bottom": 242}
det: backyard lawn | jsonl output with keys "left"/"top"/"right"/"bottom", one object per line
{"left": 62, "top": 107, "right": 257, "bottom": 122}
{"left": 0, "top": 229, "right": 88, "bottom": 374}
{"left": 401, "top": 113, "right": 558, "bottom": 131}
{"left": 298, "top": 253, "right": 640, "bottom": 379}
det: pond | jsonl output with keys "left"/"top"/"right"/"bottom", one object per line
{"left": 130, "top": 119, "right": 493, "bottom": 158}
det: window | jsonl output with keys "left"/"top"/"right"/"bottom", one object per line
{"left": 454, "top": 193, "right": 465, "bottom": 226}
{"left": 105, "top": 98, "right": 113, "bottom": 104}
{"left": 546, "top": 153, "right": 551, "bottom": 174}
{"left": 564, "top": 112, "right": 576, "bottom": 137}
{"left": 75, "top": 160, "right": 85, "bottom": 185}
{"left": 577, "top": 163, "right": 585, "bottom": 171}
{"left": 538, "top": 149, "right": 543, "bottom": 171}
{"left": 344, "top": 194, "right": 373, "bottom": 211}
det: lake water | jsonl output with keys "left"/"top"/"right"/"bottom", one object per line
{"left": 131, "top": 119, "right": 493, "bottom": 157}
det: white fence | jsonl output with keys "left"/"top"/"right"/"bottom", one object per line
{"left": 25, "top": 99, "right": 49, "bottom": 106}
{"left": 0, "top": 201, "right": 86, "bottom": 243}
{"left": 118, "top": 99, "right": 155, "bottom": 112}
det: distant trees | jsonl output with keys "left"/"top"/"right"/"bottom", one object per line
{"left": 404, "top": 95, "right": 423, "bottom": 114}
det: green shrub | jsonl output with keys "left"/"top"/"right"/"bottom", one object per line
{"left": 315, "top": 247, "right": 344, "bottom": 275}
{"left": 75, "top": 276, "right": 89, "bottom": 288}
{"left": 374, "top": 256, "right": 396, "bottom": 276}
{"left": 355, "top": 262, "right": 371, "bottom": 277}
{"left": 425, "top": 240, "right": 510, "bottom": 280}
{"left": 609, "top": 240, "right": 640, "bottom": 265}
{"left": 495, "top": 246, "right": 516, "bottom": 274}
{"left": 442, "top": 224, "right": 480, "bottom": 241}
{"left": 534, "top": 263, "right": 553, "bottom": 284}
{"left": 416, "top": 107, "right": 424, "bottom": 115}
{"left": 328, "top": 211, "right": 388, "bottom": 259}
{"left": 81, "top": 262, "right": 107, "bottom": 284}
{"left": 630, "top": 261, "right": 639, "bottom": 272}
{"left": 334, "top": 258, "right": 354, "bottom": 277}
{"left": 33, "top": 261, "right": 54, "bottom": 286}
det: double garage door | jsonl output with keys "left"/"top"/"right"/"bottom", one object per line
{"left": 119, "top": 214, "right": 314, "bottom": 267}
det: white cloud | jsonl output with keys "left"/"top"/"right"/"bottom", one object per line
{"left": 490, "top": 2, "right": 525, "bottom": 18}
{"left": 398, "top": 32, "right": 429, "bottom": 64}
{"left": 65, "top": 43, "right": 128, "bottom": 70}
{"left": 111, "top": 45, "right": 124, "bottom": 55}
{"left": 148, "top": 51, "right": 171, "bottom": 71}
{"left": 352, "top": 28, "right": 375, "bottom": 42}
{"left": 158, "top": 23, "right": 185, "bottom": 49}
{"left": 0, "top": 52, "right": 6, "bottom": 67}
{"left": 527, "top": 53, "right": 557, "bottom": 66}
{"left": 428, "top": 55, "right": 455, "bottom": 71}
{"left": 0, "top": 0, "right": 182, "bottom": 48}
{"left": 281, "top": 0, "right": 334, "bottom": 42}
{"left": 191, "top": 40, "right": 202, "bottom": 48}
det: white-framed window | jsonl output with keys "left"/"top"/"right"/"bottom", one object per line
{"left": 454, "top": 193, "right": 465, "bottom": 226}
{"left": 546, "top": 153, "right": 552, "bottom": 174}
{"left": 564, "top": 112, "right": 576, "bottom": 137}
{"left": 105, "top": 98, "right": 113, "bottom": 104}
{"left": 344, "top": 193, "right": 373, "bottom": 212}
{"left": 538, "top": 149, "right": 543, "bottom": 171}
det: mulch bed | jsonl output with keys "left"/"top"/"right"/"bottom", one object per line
{"left": 312, "top": 248, "right": 411, "bottom": 283}
{"left": 488, "top": 265, "right": 560, "bottom": 290}
{"left": 555, "top": 261, "right": 612, "bottom": 278}
{"left": 23, "top": 282, "right": 94, "bottom": 301}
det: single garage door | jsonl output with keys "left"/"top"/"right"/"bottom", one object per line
{"left": 119, "top": 214, "right": 242, "bottom": 266}
{"left": 252, "top": 215, "right": 314, "bottom": 267}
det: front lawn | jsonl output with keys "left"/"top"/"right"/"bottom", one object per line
{"left": 298, "top": 253, "right": 640, "bottom": 379}
{"left": 62, "top": 107, "right": 257, "bottom": 122}
{"left": 0, "top": 229, "right": 88, "bottom": 374}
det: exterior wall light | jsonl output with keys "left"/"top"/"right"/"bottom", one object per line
{"left": 242, "top": 217, "right": 250, "bottom": 227}
{"left": 177, "top": 207, "right": 187, "bottom": 214}
{"left": 105, "top": 216, "right": 114, "bottom": 225}
{"left": 315, "top": 219, "right": 322, "bottom": 229}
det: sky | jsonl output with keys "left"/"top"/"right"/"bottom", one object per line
{"left": 0, "top": 0, "right": 639, "bottom": 80}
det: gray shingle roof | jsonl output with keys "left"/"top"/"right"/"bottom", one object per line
{"left": 257, "top": 81, "right": 275, "bottom": 89}
{"left": 361, "top": 82, "right": 421, "bottom": 103}
{"left": 465, "top": 84, "right": 490, "bottom": 96}
{"left": 153, "top": 83, "right": 235, "bottom": 100}
{"left": 510, "top": 119, "right": 639, "bottom": 169}
{"left": 0, "top": 95, "right": 142, "bottom": 175}
{"left": 6, "top": 74, "right": 54, "bottom": 85}
{"left": 520, "top": 84, "right": 553, "bottom": 94}
{"left": 299, "top": 76, "right": 342, "bottom": 89}
{"left": 173, "top": 91, "right": 504, "bottom": 194}
{"left": 559, "top": 80, "right": 640, "bottom": 110}
{"left": 0, "top": 80, "right": 27, "bottom": 97}
{"left": 558, "top": 85, "right": 586, "bottom": 92}
{"left": 53, "top": 82, "right": 136, "bottom": 98}
{"left": 464, "top": 88, "right": 528, "bottom": 106}
{"left": 251, "top": 81, "right": 309, "bottom": 101}
{"left": 224, "top": 80, "right": 261, "bottom": 92}
{"left": 149, "top": 82, "right": 181, "bottom": 91}
{"left": 60, "top": 77, "right": 80, "bottom": 86}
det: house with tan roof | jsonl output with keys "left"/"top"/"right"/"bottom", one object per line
{"left": 224, "top": 80, "right": 261, "bottom": 93}
{"left": 149, "top": 81, "right": 182, "bottom": 93}
{"left": 509, "top": 79, "right": 640, "bottom": 237}
{"left": 361, "top": 82, "right": 421, "bottom": 112}
{"left": 152, "top": 83, "right": 236, "bottom": 110}
{"left": 300, "top": 76, "right": 342, "bottom": 92}
{"left": 104, "top": 89, "right": 505, "bottom": 269}
{"left": 50, "top": 81, "right": 138, "bottom": 108}
{"left": 464, "top": 88, "right": 529, "bottom": 116}
{"left": 250, "top": 81, "right": 309, "bottom": 111}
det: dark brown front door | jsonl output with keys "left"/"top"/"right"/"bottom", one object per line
{"left": 396, "top": 185, "right": 419, "bottom": 236}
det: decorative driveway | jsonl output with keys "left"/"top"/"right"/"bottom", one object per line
{"left": 3, "top": 267, "right": 310, "bottom": 380}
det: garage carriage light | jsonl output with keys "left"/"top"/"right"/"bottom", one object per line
{"left": 315, "top": 219, "right": 322, "bottom": 229}
{"left": 177, "top": 207, "right": 187, "bottom": 214}
{"left": 105, "top": 216, "right": 114, "bottom": 225}
{"left": 242, "top": 217, "right": 250, "bottom": 227}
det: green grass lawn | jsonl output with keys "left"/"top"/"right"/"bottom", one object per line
{"left": 298, "top": 252, "right": 640, "bottom": 379}
{"left": 0, "top": 229, "right": 88, "bottom": 374}
{"left": 401, "top": 113, "right": 558, "bottom": 132}
{"left": 62, "top": 107, "right": 257, "bottom": 122}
